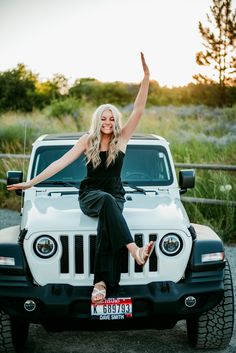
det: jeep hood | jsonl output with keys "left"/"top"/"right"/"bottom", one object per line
{"left": 22, "top": 193, "right": 190, "bottom": 234}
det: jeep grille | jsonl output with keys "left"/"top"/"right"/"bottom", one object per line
{"left": 59, "top": 233, "right": 157, "bottom": 278}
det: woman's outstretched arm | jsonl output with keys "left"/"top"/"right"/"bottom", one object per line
{"left": 121, "top": 52, "right": 150, "bottom": 141}
{"left": 7, "top": 134, "right": 88, "bottom": 191}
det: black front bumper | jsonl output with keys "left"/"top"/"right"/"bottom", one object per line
{"left": 0, "top": 274, "right": 224, "bottom": 327}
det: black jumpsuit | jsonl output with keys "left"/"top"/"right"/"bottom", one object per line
{"left": 79, "top": 150, "right": 134, "bottom": 288}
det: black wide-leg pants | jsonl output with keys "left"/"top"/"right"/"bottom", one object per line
{"left": 79, "top": 190, "right": 134, "bottom": 288}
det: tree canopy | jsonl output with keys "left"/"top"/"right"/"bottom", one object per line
{"left": 194, "top": 0, "right": 236, "bottom": 105}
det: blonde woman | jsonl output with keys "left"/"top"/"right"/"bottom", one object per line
{"left": 7, "top": 52, "right": 155, "bottom": 304}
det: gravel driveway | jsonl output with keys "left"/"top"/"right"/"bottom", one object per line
{"left": 0, "top": 209, "right": 235, "bottom": 353}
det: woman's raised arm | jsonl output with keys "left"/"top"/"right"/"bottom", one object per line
{"left": 121, "top": 52, "right": 150, "bottom": 142}
{"left": 7, "top": 134, "right": 88, "bottom": 191}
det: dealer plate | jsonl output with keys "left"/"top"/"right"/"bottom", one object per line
{"left": 91, "top": 297, "right": 132, "bottom": 320}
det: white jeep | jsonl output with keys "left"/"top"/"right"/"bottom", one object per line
{"left": 1, "top": 133, "right": 234, "bottom": 352}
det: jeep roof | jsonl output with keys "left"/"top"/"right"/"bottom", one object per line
{"left": 35, "top": 133, "right": 166, "bottom": 142}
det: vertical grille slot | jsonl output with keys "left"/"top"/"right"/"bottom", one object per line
{"left": 60, "top": 236, "right": 69, "bottom": 273}
{"left": 149, "top": 234, "right": 158, "bottom": 272}
{"left": 135, "top": 234, "right": 143, "bottom": 272}
{"left": 120, "top": 247, "right": 128, "bottom": 273}
{"left": 90, "top": 235, "right": 96, "bottom": 274}
{"left": 75, "top": 235, "right": 84, "bottom": 274}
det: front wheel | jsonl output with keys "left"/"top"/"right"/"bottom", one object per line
{"left": 186, "top": 259, "right": 234, "bottom": 349}
{"left": 0, "top": 310, "right": 29, "bottom": 353}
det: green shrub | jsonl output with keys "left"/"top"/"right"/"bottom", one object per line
{"left": 45, "top": 97, "right": 80, "bottom": 118}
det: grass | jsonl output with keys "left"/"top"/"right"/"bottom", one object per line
{"left": 0, "top": 104, "right": 235, "bottom": 243}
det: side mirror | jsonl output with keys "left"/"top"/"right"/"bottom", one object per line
{"left": 179, "top": 169, "right": 195, "bottom": 195}
{"left": 7, "top": 171, "right": 23, "bottom": 196}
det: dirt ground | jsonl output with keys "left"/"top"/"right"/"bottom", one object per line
{"left": 23, "top": 318, "right": 236, "bottom": 353}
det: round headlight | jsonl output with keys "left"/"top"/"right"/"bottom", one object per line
{"left": 160, "top": 234, "right": 183, "bottom": 256}
{"left": 33, "top": 236, "right": 57, "bottom": 258}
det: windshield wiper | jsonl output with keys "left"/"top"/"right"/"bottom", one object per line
{"left": 122, "top": 182, "right": 146, "bottom": 193}
{"left": 123, "top": 182, "right": 158, "bottom": 195}
{"left": 37, "top": 181, "right": 80, "bottom": 189}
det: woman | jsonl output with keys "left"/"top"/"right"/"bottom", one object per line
{"left": 7, "top": 52, "right": 155, "bottom": 304}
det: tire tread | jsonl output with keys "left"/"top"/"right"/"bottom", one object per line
{"left": 187, "top": 259, "right": 234, "bottom": 349}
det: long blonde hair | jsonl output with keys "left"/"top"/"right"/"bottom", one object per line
{"left": 86, "top": 104, "right": 122, "bottom": 168}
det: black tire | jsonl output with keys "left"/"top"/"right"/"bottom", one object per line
{"left": 0, "top": 310, "right": 29, "bottom": 353}
{"left": 186, "top": 259, "right": 234, "bottom": 349}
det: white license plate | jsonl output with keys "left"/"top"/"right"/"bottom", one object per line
{"left": 91, "top": 297, "right": 132, "bottom": 320}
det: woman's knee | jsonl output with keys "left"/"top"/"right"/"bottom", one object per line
{"left": 101, "top": 193, "right": 116, "bottom": 207}
{"left": 80, "top": 191, "right": 120, "bottom": 214}
{"left": 102, "top": 193, "right": 114, "bottom": 202}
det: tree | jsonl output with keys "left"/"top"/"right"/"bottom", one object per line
{"left": 51, "top": 74, "right": 69, "bottom": 96}
{"left": 35, "top": 74, "right": 68, "bottom": 107}
{"left": 0, "top": 64, "right": 38, "bottom": 111}
{"left": 69, "top": 78, "right": 135, "bottom": 106}
{"left": 194, "top": 0, "right": 236, "bottom": 106}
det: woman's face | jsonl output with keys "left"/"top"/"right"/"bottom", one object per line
{"left": 100, "top": 109, "right": 115, "bottom": 135}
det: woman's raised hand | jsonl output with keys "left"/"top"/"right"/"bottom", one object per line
{"left": 7, "top": 181, "right": 32, "bottom": 191}
{"left": 140, "top": 52, "right": 150, "bottom": 77}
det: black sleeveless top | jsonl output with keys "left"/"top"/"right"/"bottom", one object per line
{"left": 79, "top": 151, "right": 125, "bottom": 197}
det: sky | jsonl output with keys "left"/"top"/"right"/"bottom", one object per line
{"left": 0, "top": 0, "right": 235, "bottom": 87}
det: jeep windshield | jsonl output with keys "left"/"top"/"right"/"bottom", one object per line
{"left": 31, "top": 145, "right": 173, "bottom": 187}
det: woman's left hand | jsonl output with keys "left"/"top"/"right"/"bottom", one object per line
{"left": 140, "top": 52, "right": 150, "bottom": 77}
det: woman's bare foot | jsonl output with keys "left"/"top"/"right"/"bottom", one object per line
{"left": 127, "top": 241, "right": 155, "bottom": 266}
{"left": 91, "top": 281, "right": 106, "bottom": 304}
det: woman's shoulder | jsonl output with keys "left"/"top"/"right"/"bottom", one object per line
{"left": 80, "top": 132, "right": 91, "bottom": 142}
{"left": 76, "top": 133, "right": 91, "bottom": 152}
